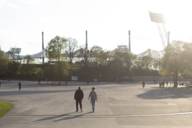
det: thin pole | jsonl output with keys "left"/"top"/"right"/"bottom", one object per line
{"left": 86, "top": 30, "right": 88, "bottom": 51}
{"left": 128, "top": 30, "right": 131, "bottom": 52}
{"left": 42, "top": 32, "right": 45, "bottom": 64}
{"left": 85, "top": 30, "right": 88, "bottom": 64}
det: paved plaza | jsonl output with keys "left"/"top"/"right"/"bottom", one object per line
{"left": 1, "top": 82, "right": 192, "bottom": 128}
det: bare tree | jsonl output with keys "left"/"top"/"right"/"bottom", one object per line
{"left": 66, "top": 38, "right": 78, "bottom": 64}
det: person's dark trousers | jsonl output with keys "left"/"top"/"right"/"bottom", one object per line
{"left": 76, "top": 100, "right": 82, "bottom": 112}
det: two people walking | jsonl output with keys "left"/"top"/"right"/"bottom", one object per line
{"left": 74, "top": 87, "right": 97, "bottom": 112}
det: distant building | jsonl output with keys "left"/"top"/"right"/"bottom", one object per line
{"left": 137, "top": 49, "right": 163, "bottom": 70}
{"left": 137, "top": 49, "right": 163, "bottom": 59}
{"left": 30, "top": 51, "right": 47, "bottom": 64}
{"left": 116, "top": 45, "right": 129, "bottom": 53}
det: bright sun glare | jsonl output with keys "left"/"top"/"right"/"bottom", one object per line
{"left": 152, "top": 0, "right": 192, "bottom": 42}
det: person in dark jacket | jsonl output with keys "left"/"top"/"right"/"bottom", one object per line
{"left": 74, "top": 87, "right": 84, "bottom": 112}
{"left": 142, "top": 81, "right": 145, "bottom": 88}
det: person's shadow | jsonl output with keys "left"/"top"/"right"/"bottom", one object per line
{"left": 35, "top": 111, "right": 93, "bottom": 122}
{"left": 54, "top": 111, "right": 93, "bottom": 122}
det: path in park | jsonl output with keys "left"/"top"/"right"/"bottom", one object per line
{"left": 1, "top": 83, "right": 192, "bottom": 128}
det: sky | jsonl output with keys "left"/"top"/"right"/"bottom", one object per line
{"left": 0, "top": 0, "right": 192, "bottom": 55}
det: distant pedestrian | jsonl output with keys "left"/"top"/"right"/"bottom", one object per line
{"left": 18, "top": 82, "right": 21, "bottom": 91}
{"left": 159, "top": 81, "right": 165, "bottom": 88}
{"left": 88, "top": 87, "right": 97, "bottom": 112}
{"left": 142, "top": 81, "right": 145, "bottom": 88}
{"left": 162, "top": 81, "right": 165, "bottom": 88}
{"left": 74, "top": 87, "right": 84, "bottom": 112}
{"left": 174, "top": 81, "right": 178, "bottom": 88}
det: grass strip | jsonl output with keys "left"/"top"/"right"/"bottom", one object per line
{"left": 0, "top": 101, "right": 13, "bottom": 118}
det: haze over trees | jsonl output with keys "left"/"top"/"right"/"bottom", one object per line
{"left": 1, "top": 35, "right": 192, "bottom": 85}
{"left": 160, "top": 41, "right": 192, "bottom": 87}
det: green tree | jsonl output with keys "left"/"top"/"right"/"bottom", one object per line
{"left": 109, "top": 48, "right": 135, "bottom": 81}
{"left": 43, "top": 62, "right": 70, "bottom": 82}
{"left": 0, "top": 49, "right": 8, "bottom": 77}
{"left": 33, "top": 67, "right": 43, "bottom": 81}
{"left": 161, "top": 41, "right": 186, "bottom": 87}
{"left": 46, "top": 36, "right": 67, "bottom": 62}
{"left": 7, "top": 62, "right": 20, "bottom": 79}
{"left": 89, "top": 46, "right": 110, "bottom": 65}
{"left": 182, "top": 43, "right": 192, "bottom": 77}
{"left": 7, "top": 48, "right": 21, "bottom": 62}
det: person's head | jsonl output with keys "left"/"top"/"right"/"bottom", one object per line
{"left": 92, "top": 87, "right": 95, "bottom": 91}
{"left": 78, "top": 87, "right": 81, "bottom": 90}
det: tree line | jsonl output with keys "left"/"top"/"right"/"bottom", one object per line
{"left": 0, "top": 36, "right": 192, "bottom": 83}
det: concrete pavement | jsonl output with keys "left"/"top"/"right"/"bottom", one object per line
{"left": 1, "top": 83, "right": 192, "bottom": 127}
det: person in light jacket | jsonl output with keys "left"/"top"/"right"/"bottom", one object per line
{"left": 88, "top": 87, "right": 97, "bottom": 112}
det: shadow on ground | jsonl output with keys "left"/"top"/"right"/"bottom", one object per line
{"left": 35, "top": 111, "right": 93, "bottom": 122}
{"left": 0, "top": 89, "right": 75, "bottom": 96}
{"left": 137, "top": 87, "right": 192, "bottom": 99}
